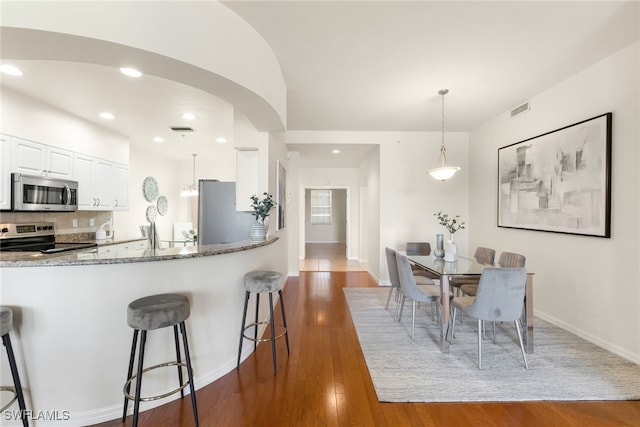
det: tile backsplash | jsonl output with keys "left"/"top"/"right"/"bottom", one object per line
{"left": 0, "top": 211, "right": 112, "bottom": 235}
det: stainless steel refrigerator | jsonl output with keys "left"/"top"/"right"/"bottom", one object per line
{"left": 197, "top": 180, "right": 255, "bottom": 244}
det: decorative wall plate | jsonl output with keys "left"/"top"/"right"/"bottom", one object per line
{"left": 142, "top": 176, "right": 159, "bottom": 202}
{"left": 146, "top": 205, "right": 158, "bottom": 223}
{"left": 157, "top": 195, "right": 168, "bottom": 216}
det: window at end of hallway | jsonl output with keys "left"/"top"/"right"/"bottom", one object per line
{"left": 310, "top": 190, "right": 332, "bottom": 225}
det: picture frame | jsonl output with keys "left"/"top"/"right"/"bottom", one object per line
{"left": 497, "top": 112, "right": 612, "bottom": 237}
{"left": 276, "top": 160, "right": 286, "bottom": 230}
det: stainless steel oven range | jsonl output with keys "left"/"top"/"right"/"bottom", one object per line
{"left": 0, "top": 222, "right": 96, "bottom": 254}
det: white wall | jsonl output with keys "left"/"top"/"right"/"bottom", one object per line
{"left": 267, "top": 131, "right": 292, "bottom": 273}
{"left": 304, "top": 188, "right": 347, "bottom": 243}
{"left": 0, "top": 87, "right": 128, "bottom": 164}
{"left": 359, "top": 149, "right": 380, "bottom": 276}
{"left": 378, "top": 133, "right": 469, "bottom": 282}
{"left": 285, "top": 151, "right": 300, "bottom": 275}
{"left": 289, "top": 131, "right": 469, "bottom": 282}
{"left": 469, "top": 42, "right": 640, "bottom": 363}
{"left": 114, "top": 144, "right": 182, "bottom": 242}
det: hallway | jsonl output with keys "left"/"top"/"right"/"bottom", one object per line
{"left": 299, "top": 242, "right": 366, "bottom": 272}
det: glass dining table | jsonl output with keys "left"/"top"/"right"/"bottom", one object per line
{"left": 406, "top": 254, "right": 534, "bottom": 354}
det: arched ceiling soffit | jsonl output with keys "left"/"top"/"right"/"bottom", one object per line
{"left": 0, "top": 27, "right": 285, "bottom": 132}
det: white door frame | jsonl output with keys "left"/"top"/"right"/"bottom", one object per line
{"left": 299, "top": 186, "right": 350, "bottom": 260}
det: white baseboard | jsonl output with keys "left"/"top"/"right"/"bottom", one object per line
{"left": 535, "top": 310, "right": 640, "bottom": 365}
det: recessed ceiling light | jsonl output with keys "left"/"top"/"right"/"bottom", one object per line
{"left": 99, "top": 112, "right": 115, "bottom": 120}
{"left": 182, "top": 113, "right": 196, "bottom": 120}
{"left": 216, "top": 137, "right": 227, "bottom": 144}
{"left": 332, "top": 149, "right": 341, "bottom": 154}
{"left": 153, "top": 137, "right": 165, "bottom": 143}
{"left": 120, "top": 67, "right": 142, "bottom": 78}
{"left": 0, "top": 64, "right": 23, "bottom": 76}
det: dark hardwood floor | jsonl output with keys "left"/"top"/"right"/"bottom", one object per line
{"left": 97, "top": 270, "right": 640, "bottom": 426}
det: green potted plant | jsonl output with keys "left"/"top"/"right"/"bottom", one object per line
{"left": 249, "top": 193, "right": 276, "bottom": 241}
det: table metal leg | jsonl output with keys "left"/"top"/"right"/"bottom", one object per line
{"left": 440, "top": 275, "right": 450, "bottom": 353}
{"left": 521, "top": 274, "right": 534, "bottom": 353}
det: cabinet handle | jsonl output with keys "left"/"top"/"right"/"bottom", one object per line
{"left": 96, "top": 198, "right": 100, "bottom": 206}
{"left": 114, "top": 200, "right": 118, "bottom": 207}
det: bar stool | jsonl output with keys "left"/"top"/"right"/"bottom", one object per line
{"left": 237, "top": 271, "right": 290, "bottom": 375}
{"left": 1, "top": 306, "right": 28, "bottom": 427}
{"left": 122, "top": 294, "right": 198, "bottom": 427}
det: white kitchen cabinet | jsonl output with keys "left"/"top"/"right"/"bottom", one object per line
{"left": 0, "top": 134, "right": 12, "bottom": 210}
{"left": 74, "top": 154, "right": 129, "bottom": 211}
{"left": 95, "top": 160, "right": 115, "bottom": 210}
{"left": 12, "top": 137, "right": 73, "bottom": 179}
{"left": 74, "top": 154, "right": 97, "bottom": 209}
{"left": 116, "top": 239, "right": 148, "bottom": 256}
{"left": 97, "top": 240, "right": 148, "bottom": 257}
{"left": 96, "top": 245, "right": 117, "bottom": 257}
{"left": 114, "top": 163, "right": 129, "bottom": 210}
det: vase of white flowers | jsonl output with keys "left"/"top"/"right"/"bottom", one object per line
{"left": 434, "top": 211, "right": 466, "bottom": 261}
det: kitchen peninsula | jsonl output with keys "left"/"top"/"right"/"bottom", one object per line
{"left": 0, "top": 236, "right": 285, "bottom": 426}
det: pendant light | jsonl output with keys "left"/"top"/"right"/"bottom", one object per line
{"left": 428, "top": 89, "right": 460, "bottom": 181}
{"left": 180, "top": 153, "right": 199, "bottom": 197}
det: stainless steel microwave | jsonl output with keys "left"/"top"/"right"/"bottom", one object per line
{"left": 11, "top": 173, "right": 78, "bottom": 212}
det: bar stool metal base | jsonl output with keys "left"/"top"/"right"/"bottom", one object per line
{"left": 242, "top": 321, "right": 288, "bottom": 343}
{"left": 122, "top": 322, "right": 198, "bottom": 427}
{"left": 0, "top": 386, "right": 18, "bottom": 412}
{"left": 2, "top": 325, "right": 28, "bottom": 427}
{"left": 237, "top": 289, "right": 290, "bottom": 375}
{"left": 123, "top": 361, "right": 190, "bottom": 402}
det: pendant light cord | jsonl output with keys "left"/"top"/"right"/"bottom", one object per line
{"left": 439, "top": 89, "right": 449, "bottom": 167}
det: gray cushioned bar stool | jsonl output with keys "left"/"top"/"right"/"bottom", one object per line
{"left": 122, "top": 294, "right": 198, "bottom": 427}
{"left": 1, "top": 307, "right": 28, "bottom": 427}
{"left": 237, "top": 271, "right": 290, "bottom": 375}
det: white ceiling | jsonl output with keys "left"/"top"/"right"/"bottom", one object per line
{"left": 1, "top": 60, "right": 237, "bottom": 162}
{"left": 1, "top": 1, "right": 638, "bottom": 167}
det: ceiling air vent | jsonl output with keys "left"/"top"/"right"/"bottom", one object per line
{"left": 510, "top": 102, "right": 530, "bottom": 118}
{"left": 170, "top": 126, "right": 194, "bottom": 132}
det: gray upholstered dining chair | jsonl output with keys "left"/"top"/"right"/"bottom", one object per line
{"left": 395, "top": 251, "right": 441, "bottom": 339}
{"left": 385, "top": 247, "right": 435, "bottom": 321}
{"left": 459, "top": 250, "right": 524, "bottom": 297}
{"left": 450, "top": 267, "right": 529, "bottom": 370}
{"left": 450, "top": 246, "right": 496, "bottom": 297}
{"left": 406, "top": 242, "right": 439, "bottom": 280}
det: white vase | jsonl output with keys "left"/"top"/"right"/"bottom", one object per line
{"left": 444, "top": 233, "right": 457, "bottom": 261}
{"left": 249, "top": 222, "right": 267, "bottom": 242}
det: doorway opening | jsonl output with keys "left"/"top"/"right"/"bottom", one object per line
{"left": 299, "top": 187, "right": 364, "bottom": 272}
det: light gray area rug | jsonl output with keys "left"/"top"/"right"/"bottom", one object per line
{"left": 344, "top": 287, "right": 640, "bottom": 402}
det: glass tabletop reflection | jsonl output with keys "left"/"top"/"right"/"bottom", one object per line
{"left": 407, "top": 254, "right": 487, "bottom": 276}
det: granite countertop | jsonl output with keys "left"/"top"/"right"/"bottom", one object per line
{"left": 94, "top": 237, "right": 149, "bottom": 246}
{"left": 0, "top": 237, "right": 278, "bottom": 267}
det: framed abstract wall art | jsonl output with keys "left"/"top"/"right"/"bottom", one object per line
{"left": 497, "top": 112, "right": 612, "bottom": 237}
